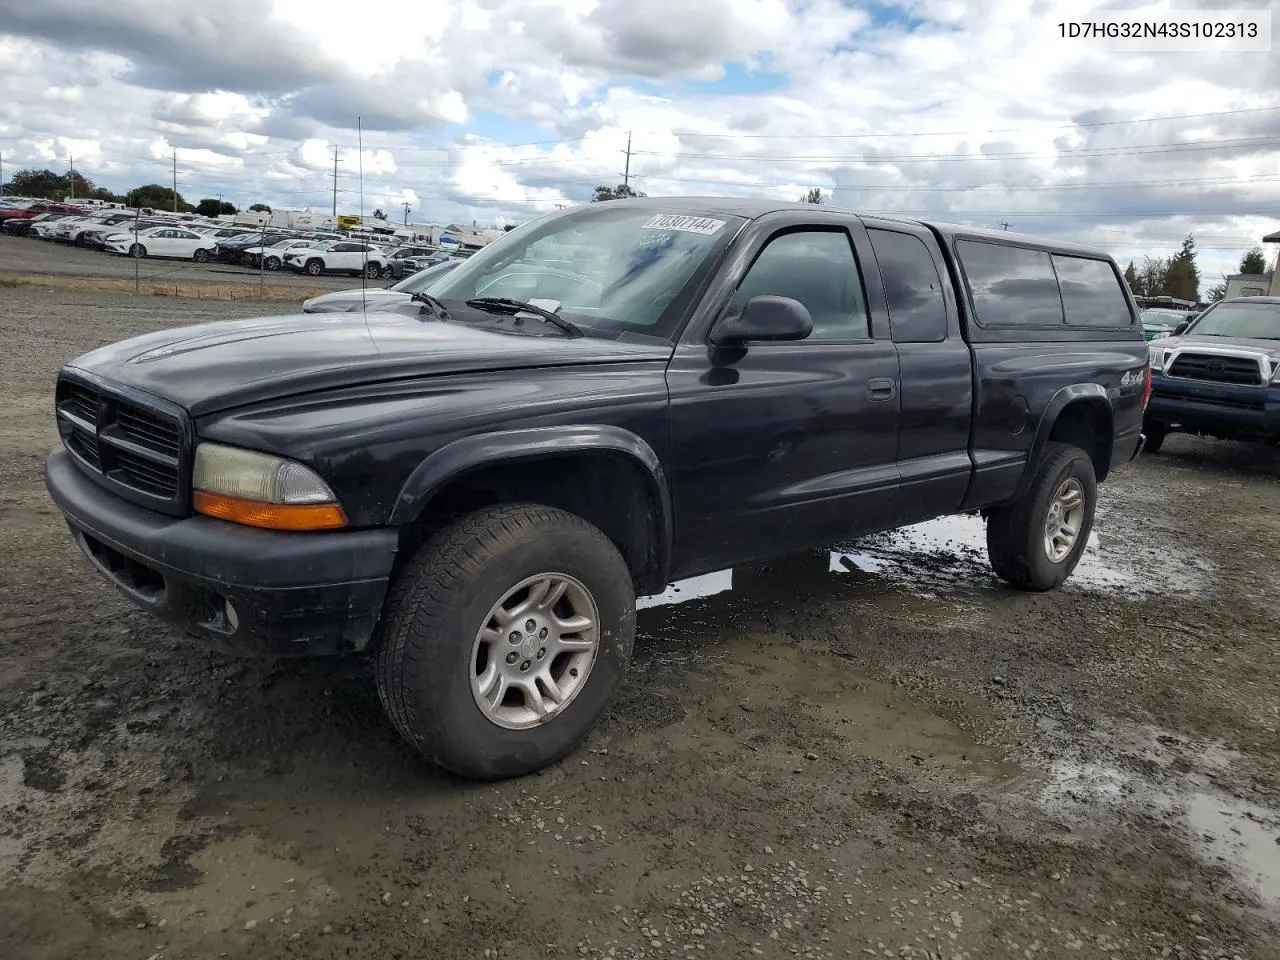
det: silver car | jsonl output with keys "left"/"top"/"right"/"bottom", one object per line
{"left": 300, "top": 259, "right": 461, "bottom": 313}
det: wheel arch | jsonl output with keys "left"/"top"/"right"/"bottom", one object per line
{"left": 1015, "top": 385, "right": 1114, "bottom": 498}
{"left": 390, "top": 426, "right": 673, "bottom": 595}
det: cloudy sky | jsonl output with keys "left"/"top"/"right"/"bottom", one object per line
{"left": 1, "top": 0, "right": 1277, "bottom": 282}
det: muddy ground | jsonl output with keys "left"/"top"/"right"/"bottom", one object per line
{"left": 1, "top": 286, "right": 1278, "bottom": 960}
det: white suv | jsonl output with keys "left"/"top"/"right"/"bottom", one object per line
{"left": 284, "top": 240, "right": 390, "bottom": 278}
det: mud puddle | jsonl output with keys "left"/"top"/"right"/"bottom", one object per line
{"left": 637, "top": 511, "right": 1212, "bottom": 610}
{"left": 1035, "top": 723, "right": 1280, "bottom": 914}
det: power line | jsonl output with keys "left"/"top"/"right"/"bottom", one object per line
{"left": 667, "top": 105, "right": 1280, "bottom": 139}
{"left": 630, "top": 173, "right": 1280, "bottom": 192}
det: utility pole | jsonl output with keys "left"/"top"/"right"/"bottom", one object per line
{"left": 217, "top": 192, "right": 222, "bottom": 214}
{"left": 402, "top": 200, "right": 411, "bottom": 225}
{"left": 68, "top": 154, "right": 75, "bottom": 202}
{"left": 330, "top": 148, "right": 340, "bottom": 217}
{"left": 172, "top": 151, "right": 178, "bottom": 212}
{"left": 622, "top": 131, "right": 632, "bottom": 189}
{"left": 999, "top": 221, "right": 1010, "bottom": 231}
{"left": 0, "top": 152, "right": 4, "bottom": 196}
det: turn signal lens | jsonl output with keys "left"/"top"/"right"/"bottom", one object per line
{"left": 193, "top": 491, "right": 347, "bottom": 531}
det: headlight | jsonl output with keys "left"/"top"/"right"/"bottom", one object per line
{"left": 192, "top": 442, "right": 347, "bottom": 531}
{"left": 1148, "top": 343, "right": 1167, "bottom": 372}
{"left": 1271, "top": 361, "right": 1280, "bottom": 385}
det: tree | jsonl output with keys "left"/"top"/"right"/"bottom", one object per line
{"left": 248, "top": 203, "right": 271, "bottom": 213}
{"left": 126, "top": 184, "right": 192, "bottom": 212}
{"left": 1162, "top": 234, "right": 1200, "bottom": 302}
{"left": 195, "top": 198, "right": 237, "bottom": 217}
{"left": 372, "top": 208, "right": 386, "bottom": 220}
{"left": 1, "top": 167, "right": 122, "bottom": 202}
{"left": 1137, "top": 256, "right": 1169, "bottom": 298}
{"left": 1123, "top": 261, "right": 1139, "bottom": 294}
{"left": 801, "top": 187, "right": 823, "bottom": 204}
{"left": 1240, "top": 246, "right": 1269, "bottom": 276}
{"left": 591, "top": 184, "right": 646, "bottom": 202}
{"left": 1206, "top": 277, "right": 1227, "bottom": 302}
{"left": 503, "top": 224, "right": 517, "bottom": 231}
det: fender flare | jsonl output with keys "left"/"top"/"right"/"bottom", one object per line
{"left": 389, "top": 424, "right": 673, "bottom": 585}
{"left": 1014, "top": 383, "right": 1113, "bottom": 499}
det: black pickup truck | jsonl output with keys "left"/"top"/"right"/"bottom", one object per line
{"left": 43, "top": 198, "right": 1149, "bottom": 780}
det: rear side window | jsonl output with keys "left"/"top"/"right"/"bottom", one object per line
{"left": 956, "top": 240, "right": 1064, "bottom": 327}
{"left": 1052, "top": 255, "right": 1133, "bottom": 327}
{"left": 867, "top": 228, "right": 948, "bottom": 342}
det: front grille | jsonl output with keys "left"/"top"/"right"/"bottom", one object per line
{"left": 1167, "top": 353, "right": 1264, "bottom": 386}
{"left": 56, "top": 376, "right": 187, "bottom": 512}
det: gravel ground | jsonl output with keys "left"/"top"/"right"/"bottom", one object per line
{"left": 1, "top": 286, "right": 1278, "bottom": 960}
{"left": 0, "top": 234, "right": 366, "bottom": 290}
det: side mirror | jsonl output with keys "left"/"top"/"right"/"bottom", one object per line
{"left": 1173, "top": 321, "right": 1190, "bottom": 336}
{"left": 710, "top": 295, "right": 814, "bottom": 346}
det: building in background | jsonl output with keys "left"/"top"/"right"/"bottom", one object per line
{"left": 1264, "top": 229, "right": 1280, "bottom": 296}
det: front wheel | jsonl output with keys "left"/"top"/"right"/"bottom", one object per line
{"left": 305, "top": 259, "right": 324, "bottom": 276}
{"left": 375, "top": 504, "right": 636, "bottom": 780}
{"left": 129, "top": 243, "right": 146, "bottom": 258}
{"left": 1142, "top": 421, "right": 1167, "bottom": 454}
{"left": 985, "top": 442, "right": 1097, "bottom": 592}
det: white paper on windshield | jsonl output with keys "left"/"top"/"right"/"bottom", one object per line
{"left": 641, "top": 214, "right": 726, "bottom": 235}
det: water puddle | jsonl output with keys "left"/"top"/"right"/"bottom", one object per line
{"left": 1035, "top": 725, "right": 1280, "bottom": 913}
{"left": 637, "top": 512, "right": 1211, "bottom": 609}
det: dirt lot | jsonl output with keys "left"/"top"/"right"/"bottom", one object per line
{"left": 1, "top": 285, "right": 1278, "bottom": 960}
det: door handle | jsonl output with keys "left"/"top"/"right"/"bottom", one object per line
{"left": 866, "top": 377, "right": 897, "bottom": 402}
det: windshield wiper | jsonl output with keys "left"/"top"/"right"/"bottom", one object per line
{"left": 410, "top": 291, "right": 452, "bottom": 321}
{"left": 463, "top": 297, "right": 583, "bottom": 337}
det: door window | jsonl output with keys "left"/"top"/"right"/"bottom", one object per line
{"left": 731, "top": 230, "right": 870, "bottom": 340}
{"left": 867, "top": 228, "right": 948, "bottom": 342}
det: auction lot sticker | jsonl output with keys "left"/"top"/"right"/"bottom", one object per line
{"left": 642, "top": 214, "right": 726, "bottom": 235}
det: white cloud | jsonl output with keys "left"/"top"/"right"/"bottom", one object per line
{"left": 0, "top": 0, "right": 1275, "bottom": 281}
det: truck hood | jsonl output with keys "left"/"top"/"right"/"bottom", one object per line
{"left": 302, "top": 288, "right": 410, "bottom": 312}
{"left": 65, "top": 311, "right": 672, "bottom": 417}
{"left": 1155, "top": 334, "right": 1280, "bottom": 359}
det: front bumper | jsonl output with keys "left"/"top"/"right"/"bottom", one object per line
{"left": 1147, "top": 373, "right": 1280, "bottom": 439}
{"left": 45, "top": 446, "right": 399, "bottom": 657}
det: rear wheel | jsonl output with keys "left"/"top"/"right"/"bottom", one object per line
{"left": 986, "top": 442, "right": 1097, "bottom": 592}
{"left": 305, "top": 259, "right": 324, "bottom": 276}
{"left": 264, "top": 256, "right": 282, "bottom": 271}
{"left": 365, "top": 261, "right": 383, "bottom": 279}
{"left": 375, "top": 504, "right": 636, "bottom": 780}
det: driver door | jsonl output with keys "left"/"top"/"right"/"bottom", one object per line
{"left": 664, "top": 212, "right": 902, "bottom": 577}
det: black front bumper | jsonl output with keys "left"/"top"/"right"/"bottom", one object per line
{"left": 45, "top": 446, "right": 400, "bottom": 657}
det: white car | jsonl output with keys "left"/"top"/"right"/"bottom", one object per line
{"left": 103, "top": 225, "right": 219, "bottom": 261}
{"left": 284, "top": 240, "right": 390, "bottom": 278}
{"left": 242, "top": 238, "right": 320, "bottom": 270}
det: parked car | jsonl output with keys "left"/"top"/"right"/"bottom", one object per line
{"left": 103, "top": 225, "right": 218, "bottom": 261}
{"left": 1143, "top": 295, "right": 1280, "bottom": 452}
{"left": 285, "top": 240, "right": 390, "bottom": 278}
{"left": 1140, "top": 307, "right": 1194, "bottom": 340}
{"left": 80, "top": 219, "right": 169, "bottom": 249}
{"left": 215, "top": 232, "right": 298, "bottom": 264}
{"left": 42, "top": 198, "right": 1147, "bottom": 781}
{"left": 301, "top": 259, "right": 462, "bottom": 313}
{"left": 384, "top": 246, "right": 443, "bottom": 280}
{"left": 242, "top": 237, "right": 321, "bottom": 271}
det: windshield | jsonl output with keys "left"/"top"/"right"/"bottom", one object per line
{"left": 1186, "top": 300, "right": 1280, "bottom": 340}
{"left": 428, "top": 204, "right": 745, "bottom": 339}
{"left": 1142, "top": 309, "right": 1187, "bottom": 325}
{"left": 390, "top": 259, "right": 461, "bottom": 293}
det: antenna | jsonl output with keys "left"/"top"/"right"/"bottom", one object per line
{"left": 358, "top": 116, "right": 367, "bottom": 305}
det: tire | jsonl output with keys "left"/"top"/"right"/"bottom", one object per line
{"left": 193, "top": 248, "right": 210, "bottom": 263}
{"left": 264, "top": 256, "right": 281, "bottom": 271}
{"left": 375, "top": 504, "right": 636, "bottom": 781}
{"left": 1142, "top": 421, "right": 1167, "bottom": 454}
{"left": 129, "top": 243, "right": 146, "bottom": 258}
{"left": 305, "top": 259, "right": 324, "bottom": 276}
{"left": 985, "top": 441, "right": 1097, "bottom": 592}
{"left": 365, "top": 261, "right": 382, "bottom": 279}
